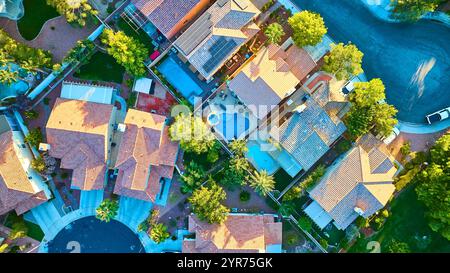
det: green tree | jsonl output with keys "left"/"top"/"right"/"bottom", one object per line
{"left": 181, "top": 161, "right": 206, "bottom": 193}
{"left": 188, "top": 181, "right": 229, "bottom": 224}
{"left": 229, "top": 139, "right": 248, "bottom": 156}
{"left": 390, "top": 0, "right": 439, "bottom": 22}
{"left": 323, "top": 43, "right": 364, "bottom": 81}
{"left": 415, "top": 133, "right": 450, "bottom": 240}
{"left": 386, "top": 239, "right": 411, "bottom": 253}
{"left": 0, "top": 30, "right": 53, "bottom": 72}
{"left": 96, "top": 199, "right": 119, "bottom": 223}
{"left": 298, "top": 216, "right": 313, "bottom": 232}
{"left": 31, "top": 156, "right": 46, "bottom": 173}
{"left": 63, "top": 39, "right": 95, "bottom": 64}
{"left": 9, "top": 221, "right": 28, "bottom": 240}
{"left": 248, "top": 170, "right": 275, "bottom": 197}
{"left": 264, "top": 23, "right": 285, "bottom": 45}
{"left": 169, "top": 113, "right": 215, "bottom": 154}
{"left": 46, "top": 0, "right": 98, "bottom": 26}
{"left": 288, "top": 11, "right": 327, "bottom": 47}
{"left": 282, "top": 165, "right": 326, "bottom": 202}
{"left": 221, "top": 156, "right": 250, "bottom": 188}
{"left": 0, "top": 67, "right": 19, "bottom": 85}
{"left": 24, "top": 110, "right": 39, "bottom": 120}
{"left": 345, "top": 79, "right": 398, "bottom": 138}
{"left": 24, "top": 128, "right": 43, "bottom": 148}
{"left": 149, "top": 223, "right": 170, "bottom": 244}
{"left": 101, "top": 29, "right": 148, "bottom": 77}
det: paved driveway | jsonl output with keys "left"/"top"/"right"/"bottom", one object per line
{"left": 293, "top": 0, "right": 450, "bottom": 124}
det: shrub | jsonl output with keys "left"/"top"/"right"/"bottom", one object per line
{"left": 298, "top": 216, "right": 313, "bottom": 232}
{"left": 239, "top": 190, "right": 251, "bottom": 202}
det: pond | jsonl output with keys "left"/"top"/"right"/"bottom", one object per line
{"left": 293, "top": 0, "right": 450, "bottom": 124}
{"left": 47, "top": 216, "right": 144, "bottom": 253}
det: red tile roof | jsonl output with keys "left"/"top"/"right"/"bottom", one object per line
{"left": 183, "top": 214, "right": 282, "bottom": 253}
{"left": 46, "top": 98, "right": 114, "bottom": 190}
{"left": 0, "top": 131, "right": 48, "bottom": 215}
{"left": 114, "top": 109, "right": 178, "bottom": 202}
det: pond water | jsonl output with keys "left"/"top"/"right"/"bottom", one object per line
{"left": 293, "top": 0, "right": 450, "bottom": 124}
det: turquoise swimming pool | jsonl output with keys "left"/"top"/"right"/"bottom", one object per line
{"left": 157, "top": 57, "right": 204, "bottom": 104}
{"left": 0, "top": 79, "right": 29, "bottom": 101}
{"left": 246, "top": 140, "right": 280, "bottom": 175}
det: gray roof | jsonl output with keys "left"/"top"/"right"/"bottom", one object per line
{"left": 276, "top": 96, "right": 346, "bottom": 171}
{"left": 174, "top": 0, "right": 260, "bottom": 80}
{"left": 308, "top": 135, "right": 397, "bottom": 230}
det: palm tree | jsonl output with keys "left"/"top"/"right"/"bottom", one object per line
{"left": 96, "top": 199, "right": 119, "bottom": 223}
{"left": 248, "top": 170, "right": 275, "bottom": 196}
{"left": 229, "top": 139, "right": 248, "bottom": 156}
{"left": 150, "top": 223, "right": 170, "bottom": 244}
{"left": 264, "top": 23, "right": 285, "bottom": 45}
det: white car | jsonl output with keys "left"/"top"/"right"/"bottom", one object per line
{"left": 383, "top": 127, "right": 400, "bottom": 145}
{"left": 426, "top": 107, "right": 450, "bottom": 124}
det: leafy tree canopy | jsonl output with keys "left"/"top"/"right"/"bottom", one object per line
{"left": 288, "top": 11, "right": 327, "bottom": 47}
{"left": 46, "top": 0, "right": 98, "bottom": 26}
{"left": 323, "top": 43, "right": 363, "bottom": 81}
{"left": 188, "top": 180, "right": 229, "bottom": 224}
{"left": 264, "top": 22, "right": 285, "bottom": 45}
{"left": 390, "top": 0, "right": 440, "bottom": 22}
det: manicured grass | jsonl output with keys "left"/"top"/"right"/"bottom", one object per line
{"left": 4, "top": 212, "right": 44, "bottom": 241}
{"left": 273, "top": 168, "right": 293, "bottom": 192}
{"left": 117, "top": 18, "right": 155, "bottom": 53}
{"left": 17, "top": 0, "right": 59, "bottom": 40}
{"left": 74, "top": 52, "right": 125, "bottom": 84}
{"left": 282, "top": 219, "right": 305, "bottom": 251}
{"left": 348, "top": 186, "right": 450, "bottom": 253}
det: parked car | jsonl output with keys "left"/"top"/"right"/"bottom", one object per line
{"left": 383, "top": 127, "right": 400, "bottom": 145}
{"left": 425, "top": 107, "right": 450, "bottom": 124}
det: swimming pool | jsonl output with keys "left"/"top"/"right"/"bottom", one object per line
{"left": 0, "top": 80, "right": 29, "bottom": 101}
{"left": 47, "top": 216, "right": 144, "bottom": 253}
{"left": 212, "top": 112, "right": 250, "bottom": 141}
{"left": 246, "top": 140, "right": 280, "bottom": 175}
{"left": 157, "top": 57, "right": 204, "bottom": 104}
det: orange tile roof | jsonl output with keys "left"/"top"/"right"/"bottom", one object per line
{"left": 183, "top": 214, "right": 282, "bottom": 253}
{"left": 46, "top": 98, "right": 114, "bottom": 190}
{"left": 0, "top": 131, "right": 48, "bottom": 215}
{"left": 114, "top": 109, "right": 178, "bottom": 202}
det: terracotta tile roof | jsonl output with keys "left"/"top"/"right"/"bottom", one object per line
{"left": 0, "top": 131, "right": 48, "bottom": 215}
{"left": 114, "top": 109, "right": 178, "bottom": 202}
{"left": 229, "top": 45, "right": 300, "bottom": 118}
{"left": 46, "top": 98, "right": 114, "bottom": 191}
{"left": 284, "top": 45, "right": 317, "bottom": 81}
{"left": 309, "top": 134, "right": 397, "bottom": 229}
{"left": 183, "top": 214, "right": 282, "bottom": 253}
{"left": 133, "top": 0, "right": 205, "bottom": 38}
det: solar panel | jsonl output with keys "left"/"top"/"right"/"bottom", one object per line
{"left": 202, "top": 37, "right": 238, "bottom": 73}
{"left": 175, "top": 12, "right": 213, "bottom": 55}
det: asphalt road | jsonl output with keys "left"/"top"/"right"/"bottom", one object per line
{"left": 293, "top": 0, "right": 450, "bottom": 124}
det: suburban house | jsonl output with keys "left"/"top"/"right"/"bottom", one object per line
{"left": 228, "top": 37, "right": 333, "bottom": 120}
{"left": 173, "top": 0, "right": 261, "bottom": 81}
{"left": 113, "top": 109, "right": 179, "bottom": 206}
{"left": 304, "top": 134, "right": 397, "bottom": 230}
{"left": 0, "top": 115, "right": 51, "bottom": 215}
{"left": 46, "top": 98, "right": 117, "bottom": 191}
{"left": 183, "top": 214, "right": 282, "bottom": 253}
{"left": 130, "top": 0, "right": 211, "bottom": 40}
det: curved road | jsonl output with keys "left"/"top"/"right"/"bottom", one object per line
{"left": 293, "top": 0, "right": 450, "bottom": 124}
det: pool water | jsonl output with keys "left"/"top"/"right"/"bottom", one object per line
{"left": 0, "top": 80, "right": 29, "bottom": 101}
{"left": 47, "top": 216, "right": 144, "bottom": 253}
{"left": 246, "top": 140, "right": 280, "bottom": 175}
{"left": 157, "top": 57, "right": 203, "bottom": 104}
{"left": 215, "top": 112, "right": 250, "bottom": 141}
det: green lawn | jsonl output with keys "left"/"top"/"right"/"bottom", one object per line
{"left": 74, "top": 51, "right": 125, "bottom": 84}
{"left": 117, "top": 18, "right": 155, "bottom": 53}
{"left": 348, "top": 186, "right": 450, "bottom": 253}
{"left": 273, "top": 169, "right": 293, "bottom": 192}
{"left": 4, "top": 212, "right": 44, "bottom": 241}
{"left": 17, "top": 0, "right": 59, "bottom": 40}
